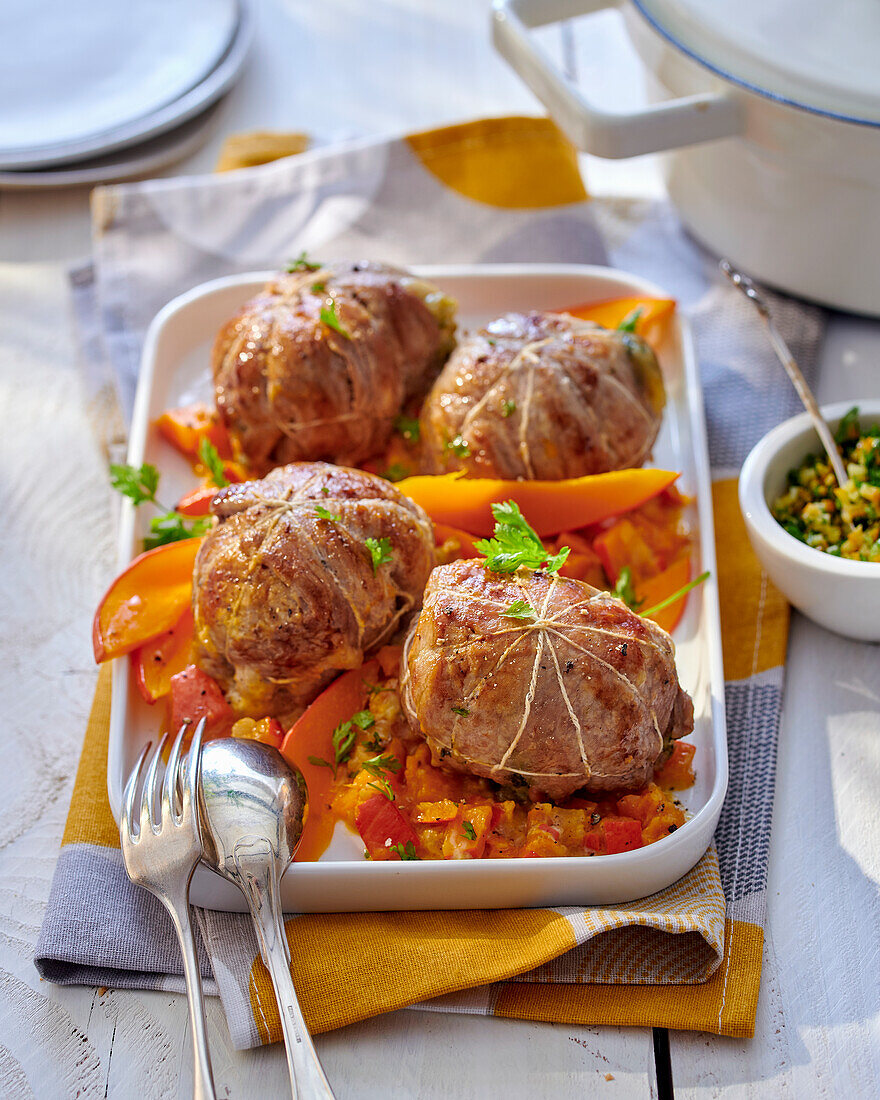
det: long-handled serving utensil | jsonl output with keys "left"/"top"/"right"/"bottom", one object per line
{"left": 720, "top": 259, "right": 849, "bottom": 487}
{"left": 198, "top": 737, "right": 336, "bottom": 1100}
{"left": 120, "top": 720, "right": 216, "bottom": 1100}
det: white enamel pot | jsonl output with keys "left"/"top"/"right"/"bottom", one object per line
{"left": 493, "top": 0, "right": 880, "bottom": 316}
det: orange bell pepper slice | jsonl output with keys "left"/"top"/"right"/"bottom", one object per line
{"left": 92, "top": 537, "right": 202, "bottom": 663}
{"left": 636, "top": 554, "right": 692, "bottom": 634}
{"left": 628, "top": 512, "right": 689, "bottom": 564}
{"left": 433, "top": 522, "right": 481, "bottom": 559}
{"left": 157, "top": 403, "right": 249, "bottom": 484}
{"left": 565, "top": 296, "right": 676, "bottom": 350}
{"left": 654, "top": 740, "right": 696, "bottom": 790}
{"left": 558, "top": 550, "right": 606, "bottom": 588}
{"left": 132, "top": 607, "right": 195, "bottom": 703}
{"left": 280, "top": 659, "right": 379, "bottom": 862}
{"left": 396, "top": 469, "right": 679, "bottom": 537}
{"left": 554, "top": 530, "right": 595, "bottom": 554}
{"left": 593, "top": 518, "right": 664, "bottom": 583}
{"left": 156, "top": 403, "right": 233, "bottom": 461}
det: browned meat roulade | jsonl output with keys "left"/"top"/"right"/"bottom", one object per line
{"left": 401, "top": 558, "right": 693, "bottom": 800}
{"left": 420, "top": 311, "right": 665, "bottom": 480}
{"left": 213, "top": 261, "right": 456, "bottom": 475}
{"left": 193, "top": 462, "right": 435, "bottom": 722}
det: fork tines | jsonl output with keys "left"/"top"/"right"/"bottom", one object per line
{"left": 121, "top": 718, "right": 206, "bottom": 847}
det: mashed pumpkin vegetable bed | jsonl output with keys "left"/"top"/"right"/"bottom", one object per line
{"left": 101, "top": 287, "right": 702, "bottom": 863}
{"left": 280, "top": 650, "right": 695, "bottom": 862}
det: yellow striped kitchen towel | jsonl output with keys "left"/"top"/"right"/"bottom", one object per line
{"left": 38, "top": 115, "right": 824, "bottom": 1046}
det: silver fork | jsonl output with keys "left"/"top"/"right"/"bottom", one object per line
{"left": 120, "top": 719, "right": 216, "bottom": 1100}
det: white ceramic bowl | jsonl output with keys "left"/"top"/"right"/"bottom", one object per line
{"left": 739, "top": 400, "right": 880, "bottom": 642}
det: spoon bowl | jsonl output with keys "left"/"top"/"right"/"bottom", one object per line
{"left": 199, "top": 737, "right": 336, "bottom": 1099}
{"left": 199, "top": 737, "right": 306, "bottom": 876}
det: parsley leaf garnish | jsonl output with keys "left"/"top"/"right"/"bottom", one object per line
{"left": 451, "top": 705, "right": 470, "bottom": 717}
{"left": 362, "top": 754, "right": 400, "bottom": 777}
{"left": 319, "top": 710, "right": 378, "bottom": 777}
{"left": 381, "top": 464, "right": 410, "bottom": 483}
{"left": 390, "top": 841, "right": 420, "bottom": 860}
{"left": 617, "top": 305, "right": 645, "bottom": 333}
{"left": 198, "top": 437, "right": 229, "bottom": 489}
{"left": 143, "top": 513, "right": 211, "bottom": 551}
{"left": 332, "top": 720, "right": 358, "bottom": 767}
{"left": 314, "top": 504, "right": 341, "bottom": 522}
{"left": 286, "top": 251, "right": 320, "bottom": 272}
{"left": 367, "top": 777, "right": 395, "bottom": 801}
{"left": 445, "top": 435, "right": 470, "bottom": 458}
{"left": 504, "top": 599, "right": 536, "bottom": 620}
{"left": 612, "top": 566, "right": 642, "bottom": 610}
{"left": 310, "top": 281, "right": 326, "bottom": 294}
{"left": 393, "top": 415, "right": 421, "bottom": 443}
{"left": 320, "top": 299, "right": 352, "bottom": 340}
{"left": 110, "top": 461, "right": 211, "bottom": 551}
{"left": 365, "top": 536, "right": 393, "bottom": 572}
{"left": 110, "top": 463, "right": 159, "bottom": 506}
{"left": 462, "top": 821, "right": 477, "bottom": 841}
{"left": 641, "top": 571, "right": 710, "bottom": 618}
{"left": 501, "top": 399, "right": 516, "bottom": 418}
{"left": 475, "top": 501, "right": 569, "bottom": 575}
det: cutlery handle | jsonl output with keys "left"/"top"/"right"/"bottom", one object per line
{"left": 163, "top": 888, "right": 217, "bottom": 1100}
{"left": 234, "top": 842, "right": 336, "bottom": 1100}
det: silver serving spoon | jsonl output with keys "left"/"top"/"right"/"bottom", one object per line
{"left": 198, "top": 738, "right": 336, "bottom": 1099}
{"left": 720, "top": 259, "right": 849, "bottom": 487}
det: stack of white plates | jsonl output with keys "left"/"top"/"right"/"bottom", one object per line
{"left": 0, "top": 0, "right": 253, "bottom": 188}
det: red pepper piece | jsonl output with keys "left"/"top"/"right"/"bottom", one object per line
{"left": 602, "top": 816, "right": 644, "bottom": 854}
{"left": 355, "top": 794, "right": 418, "bottom": 860}
{"left": 168, "top": 664, "right": 234, "bottom": 738}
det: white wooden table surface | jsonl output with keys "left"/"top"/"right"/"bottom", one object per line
{"left": 0, "top": 2, "right": 877, "bottom": 1097}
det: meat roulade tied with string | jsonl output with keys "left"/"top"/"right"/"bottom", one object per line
{"left": 193, "top": 462, "right": 435, "bottom": 722}
{"left": 419, "top": 311, "right": 665, "bottom": 480}
{"left": 401, "top": 557, "right": 693, "bottom": 801}
{"left": 213, "top": 260, "right": 456, "bottom": 475}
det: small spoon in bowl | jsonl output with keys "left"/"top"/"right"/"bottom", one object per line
{"left": 720, "top": 259, "right": 849, "bottom": 487}
{"left": 198, "top": 737, "right": 336, "bottom": 1100}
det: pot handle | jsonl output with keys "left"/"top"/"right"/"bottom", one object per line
{"left": 492, "top": 0, "right": 743, "bottom": 158}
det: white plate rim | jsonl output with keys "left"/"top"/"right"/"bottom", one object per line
{"left": 0, "top": 0, "right": 252, "bottom": 171}
{"left": 106, "top": 262, "right": 728, "bottom": 911}
{"left": 0, "top": 101, "right": 224, "bottom": 191}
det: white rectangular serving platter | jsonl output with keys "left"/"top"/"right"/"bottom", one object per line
{"left": 107, "top": 263, "right": 727, "bottom": 913}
